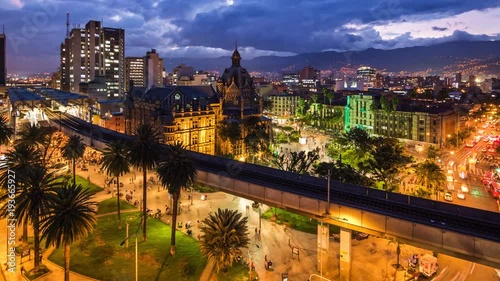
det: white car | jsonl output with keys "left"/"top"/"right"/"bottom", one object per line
{"left": 457, "top": 191, "right": 465, "bottom": 200}
{"left": 444, "top": 192, "right": 453, "bottom": 202}
{"left": 461, "top": 185, "right": 469, "bottom": 193}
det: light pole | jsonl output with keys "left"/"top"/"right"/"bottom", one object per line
{"left": 120, "top": 216, "right": 143, "bottom": 281}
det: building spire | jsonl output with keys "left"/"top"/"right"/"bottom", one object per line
{"left": 231, "top": 42, "right": 241, "bottom": 67}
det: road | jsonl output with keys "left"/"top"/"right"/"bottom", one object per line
{"left": 445, "top": 123, "right": 499, "bottom": 212}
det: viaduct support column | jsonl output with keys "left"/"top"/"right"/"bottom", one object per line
{"left": 339, "top": 227, "right": 352, "bottom": 281}
{"left": 317, "top": 223, "right": 329, "bottom": 274}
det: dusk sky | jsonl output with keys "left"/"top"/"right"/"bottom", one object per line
{"left": 1, "top": 0, "right": 499, "bottom": 74}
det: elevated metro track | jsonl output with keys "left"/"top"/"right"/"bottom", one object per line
{"left": 47, "top": 111, "right": 500, "bottom": 268}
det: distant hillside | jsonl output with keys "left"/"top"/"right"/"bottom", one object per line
{"left": 162, "top": 41, "right": 500, "bottom": 75}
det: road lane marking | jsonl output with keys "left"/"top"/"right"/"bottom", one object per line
{"left": 469, "top": 263, "right": 475, "bottom": 275}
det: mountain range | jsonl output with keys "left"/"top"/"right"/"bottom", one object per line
{"left": 162, "top": 41, "right": 500, "bottom": 76}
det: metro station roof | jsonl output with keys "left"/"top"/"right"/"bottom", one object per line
{"left": 7, "top": 88, "right": 46, "bottom": 107}
{"left": 36, "top": 88, "right": 88, "bottom": 101}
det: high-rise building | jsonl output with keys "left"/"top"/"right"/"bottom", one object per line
{"left": 125, "top": 57, "right": 145, "bottom": 91}
{"left": 60, "top": 20, "right": 125, "bottom": 98}
{"left": 0, "top": 30, "right": 6, "bottom": 86}
{"left": 125, "top": 49, "right": 165, "bottom": 92}
{"left": 356, "top": 66, "right": 377, "bottom": 89}
{"left": 298, "top": 66, "right": 320, "bottom": 91}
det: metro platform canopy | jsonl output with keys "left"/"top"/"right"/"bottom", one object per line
{"left": 7, "top": 88, "right": 88, "bottom": 108}
{"left": 35, "top": 88, "right": 88, "bottom": 104}
{"left": 7, "top": 88, "right": 46, "bottom": 107}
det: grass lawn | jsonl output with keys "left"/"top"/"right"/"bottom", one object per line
{"left": 98, "top": 198, "right": 136, "bottom": 214}
{"left": 216, "top": 262, "right": 258, "bottom": 281}
{"left": 49, "top": 212, "right": 206, "bottom": 281}
{"left": 55, "top": 175, "right": 103, "bottom": 194}
{"left": 262, "top": 207, "right": 339, "bottom": 234}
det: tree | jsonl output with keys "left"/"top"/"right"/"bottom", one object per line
{"left": 40, "top": 183, "right": 97, "bottom": 281}
{"left": 0, "top": 115, "right": 14, "bottom": 148}
{"left": 362, "top": 137, "right": 413, "bottom": 191}
{"left": 325, "top": 89, "right": 335, "bottom": 105}
{"left": 128, "top": 123, "right": 162, "bottom": 241}
{"left": 426, "top": 146, "right": 441, "bottom": 160}
{"left": 242, "top": 116, "right": 269, "bottom": 163}
{"left": 100, "top": 140, "right": 131, "bottom": 228}
{"left": 414, "top": 160, "right": 446, "bottom": 200}
{"left": 218, "top": 120, "right": 242, "bottom": 144}
{"left": 262, "top": 100, "right": 273, "bottom": 112}
{"left": 270, "top": 148, "right": 320, "bottom": 175}
{"left": 157, "top": 142, "right": 197, "bottom": 255}
{"left": 313, "top": 161, "right": 373, "bottom": 187}
{"left": 16, "top": 124, "right": 61, "bottom": 166}
{"left": 62, "top": 135, "right": 86, "bottom": 185}
{"left": 199, "top": 208, "right": 250, "bottom": 273}
{"left": 3, "top": 164, "right": 60, "bottom": 270}
{"left": 0, "top": 143, "right": 43, "bottom": 243}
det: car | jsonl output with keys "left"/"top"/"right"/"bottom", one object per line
{"left": 444, "top": 192, "right": 453, "bottom": 202}
{"left": 457, "top": 191, "right": 465, "bottom": 200}
{"left": 446, "top": 176, "right": 454, "bottom": 183}
{"left": 488, "top": 148, "right": 496, "bottom": 153}
{"left": 461, "top": 185, "right": 469, "bottom": 193}
{"left": 482, "top": 147, "right": 487, "bottom": 152}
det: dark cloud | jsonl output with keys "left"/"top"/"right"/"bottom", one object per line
{"left": 432, "top": 26, "right": 448, "bottom": 31}
{"left": 1, "top": 0, "right": 499, "bottom": 74}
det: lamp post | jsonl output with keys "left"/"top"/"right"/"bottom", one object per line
{"left": 120, "top": 216, "right": 143, "bottom": 281}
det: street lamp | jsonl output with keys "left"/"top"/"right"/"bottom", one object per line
{"left": 120, "top": 216, "right": 143, "bottom": 281}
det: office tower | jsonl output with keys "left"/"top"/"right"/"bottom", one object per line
{"left": 60, "top": 20, "right": 125, "bottom": 98}
{"left": 145, "top": 49, "right": 163, "bottom": 89}
{"left": 126, "top": 57, "right": 145, "bottom": 91}
{"left": 0, "top": 29, "right": 6, "bottom": 86}
{"left": 357, "top": 66, "right": 377, "bottom": 89}
{"left": 125, "top": 49, "right": 164, "bottom": 92}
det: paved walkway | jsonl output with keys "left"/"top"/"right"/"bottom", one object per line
{"left": 1, "top": 157, "right": 437, "bottom": 281}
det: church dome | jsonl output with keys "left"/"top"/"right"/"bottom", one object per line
{"left": 221, "top": 47, "right": 253, "bottom": 89}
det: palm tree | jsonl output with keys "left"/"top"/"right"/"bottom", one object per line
{"left": 100, "top": 140, "right": 131, "bottom": 228}
{"left": 40, "top": 183, "right": 97, "bottom": 281}
{"left": 128, "top": 123, "right": 162, "bottom": 241}
{"left": 16, "top": 124, "right": 58, "bottom": 165}
{"left": 0, "top": 143, "right": 43, "bottom": 243}
{"left": 157, "top": 142, "right": 197, "bottom": 255}
{"left": 414, "top": 160, "right": 446, "bottom": 200}
{"left": 62, "top": 135, "right": 86, "bottom": 185}
{"left": 199, "top": 208, "right": 250, "bottom": 273}
{"left": 0, "top": 114, "right": 14, "bottom": 150}
{"left": 13, "top": 164, "right": 60, "bottom": 270}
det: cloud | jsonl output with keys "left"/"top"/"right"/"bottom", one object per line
{"left": 432, "top": 26, "right": 448, "bottom": 31}
{"left": 1, "top": 0, "right": 499, "bottom": 74}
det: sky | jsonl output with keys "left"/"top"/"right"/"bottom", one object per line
{"left": 0, "top": 0, "right": 499, "bottom": 74}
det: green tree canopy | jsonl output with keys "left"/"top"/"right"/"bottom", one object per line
{"left": 199, "top": 208, "right": 250, "bottom": 273}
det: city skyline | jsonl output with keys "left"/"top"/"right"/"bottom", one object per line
{"left": 0, "top": 0, "right": 499, "bottom": 74}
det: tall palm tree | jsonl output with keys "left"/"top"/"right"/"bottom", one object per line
{"left": 0, "top": 143, "right": 43, "bottom": 243}
{"left": 14, "top": 164, "right": 60, "bottom": 270}
{"left": 100, "top": 140, "right": 131, "bottom": 228}
{"left": 62, "top": 135, "right": 86, "bottom": 185}
{"left": 16, "top": 124, "right": 58, "bottom": 166}
{"left": 128, "top": 123, "right": 162, "bottom": 241}
{"left": 0, "top": 114, "right": 14, "bottom": 150}
{"left": 415, "top": 160, "right": 446, "bottom": 200}
{"left": 40, "top": 183, "right": 97, "bottom": 281}
{"left": 199, "top": 208, "right": 250, "bottom": 273}
{"left": 157, "top": 142, "right": 197, "bottom": 255}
